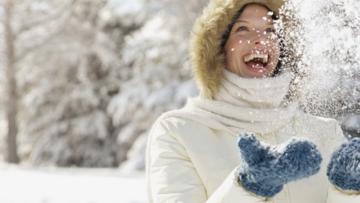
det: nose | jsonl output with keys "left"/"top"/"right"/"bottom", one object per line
{"left": 253, "top": 32, "right": 267, "bottom": 45}
{"left": 254, "top": 40, "right": 263, "bottom": 45}
{"left": 254, "top": 39, "right": 265, "bottom": 46}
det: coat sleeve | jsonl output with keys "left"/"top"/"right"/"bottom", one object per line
{"left": 326, "top": 122, "right": 360, "bottom": 203}
{"left": 146, "top": 118, "right": 268, "bottom": 203}
{"left": 326, "top": 185, "right": 360, "bottom": 203}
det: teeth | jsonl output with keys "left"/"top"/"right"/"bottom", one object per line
{"left": 244, "top": 53, "right": 268, "bottom": 64}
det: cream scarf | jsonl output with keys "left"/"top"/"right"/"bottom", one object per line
{"left": 161, "top": 69, "right": 299, "bottom": 136}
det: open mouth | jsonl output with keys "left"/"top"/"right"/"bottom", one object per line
{"left": 243, "top": 53, "right": 269, "bottom": 71}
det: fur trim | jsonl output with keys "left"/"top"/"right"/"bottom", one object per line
{"left": 191, "top": 0, "right": 285, "bottom": 99}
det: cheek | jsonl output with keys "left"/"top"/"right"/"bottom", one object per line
{"left": 268, "top": 41, "right": 281, "bottom": 59}
{"left": 225, "top": 37, "right": 248, "bottom": 56}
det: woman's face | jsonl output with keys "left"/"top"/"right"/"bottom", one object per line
{"left": 224, "top": 4, "right": 281, "bottom": 78}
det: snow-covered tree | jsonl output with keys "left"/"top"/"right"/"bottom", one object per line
{"left": 1, "top": 0, "right": 20, "bottom": 163}
{"left": 111, "top": 0, "right": 207, "bottom": 172}
{"left": 19, "top": 0, "right": 124, "bottom": 167}
{"left": 0, "top": 0, "right": 82, "bottom": 163}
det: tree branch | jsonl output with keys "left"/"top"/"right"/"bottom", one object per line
{"left": 14, "top": 0, "right": 77, "bottom": 37}
{"left": 15, "top": 8, "right": 74, "bottom": 63}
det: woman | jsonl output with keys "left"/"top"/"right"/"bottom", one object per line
{"left": 146, "top": 0, "right": 360, "bottom": 202}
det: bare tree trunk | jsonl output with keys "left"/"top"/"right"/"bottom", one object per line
{"left": 4, "top": 0, "right": 19, "bottom": 164}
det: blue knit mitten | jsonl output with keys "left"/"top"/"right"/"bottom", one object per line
{"left": 327, "top": 138, "right": 360, "bottom": 192}
{"left": 236, "top": 133, "right": 323, "bottom": 198}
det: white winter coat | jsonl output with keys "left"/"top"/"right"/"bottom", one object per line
{"left": 146, "top": 70, "right": 360, "bottom": 203}
{"left": 146, "top": 0, "right": 360, "bottom": 202}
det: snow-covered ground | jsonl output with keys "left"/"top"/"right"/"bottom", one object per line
{"left": 0, "top": 165, "right": 147, "bottom": 203}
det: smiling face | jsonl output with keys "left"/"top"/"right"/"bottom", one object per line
{"left": 224, "top": 4, "right": 281, "bottom": 78}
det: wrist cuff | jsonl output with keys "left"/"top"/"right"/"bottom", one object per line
{"left": 234, "top": 166, "right": 283, "bottom": 198}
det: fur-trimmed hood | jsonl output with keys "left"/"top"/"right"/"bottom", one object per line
{"left": 190, "top": 0, "right": 285, "bottom": 99}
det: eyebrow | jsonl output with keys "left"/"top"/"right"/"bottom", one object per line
{"left": 236, "top": 20, "right": 249, "bottom": 23}
{"left": 235, "top": 19, "right": 273, "bottom": 25}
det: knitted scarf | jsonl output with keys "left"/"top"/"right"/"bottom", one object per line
{"left": 162, "top": 69, "right": 299, "bottom": 136}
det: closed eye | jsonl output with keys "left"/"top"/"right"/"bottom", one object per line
{"left": 265, "top": 28, "right": 276, "bottom": 33}
{"left": 236, "top": 26, "right": 249, "bottom": 32}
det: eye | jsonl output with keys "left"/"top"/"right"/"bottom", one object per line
{"left": 235, "top": 26, "right": 249, "bottom": 32}
{"left": 265, "top": 28, "right": 276, "bottom": 34}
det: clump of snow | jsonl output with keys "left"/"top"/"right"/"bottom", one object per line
{"left": 100, "top": 0, "right": 146, "bottom": 27}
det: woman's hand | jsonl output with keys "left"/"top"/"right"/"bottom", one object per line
{"left": 327, "top": 138, "right": 360, "bottom": 193}
{"left": 236, "top": 133, "right": 322, "bottom": 198}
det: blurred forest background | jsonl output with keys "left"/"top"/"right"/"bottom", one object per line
{"left": 0, "top": 0, "right": 359, "bottom": 173}
{"left": 0, "top": 0, "right": 205, "bottom": 171}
